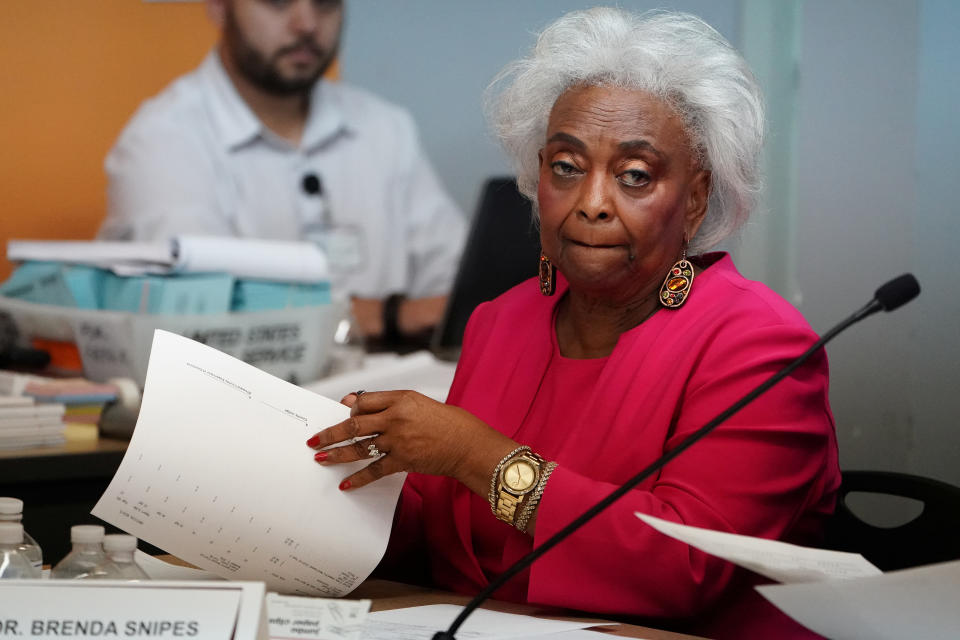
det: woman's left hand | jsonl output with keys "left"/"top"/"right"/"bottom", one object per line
{"left": 305, "top": 390, "right": 518, "bottom": 494}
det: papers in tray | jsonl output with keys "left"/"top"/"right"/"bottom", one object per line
{"left": 7, "top": 236, "right": 329, "bottom": 283}
{"left": 6, "top": 240, "right": 173, "bottom": 272}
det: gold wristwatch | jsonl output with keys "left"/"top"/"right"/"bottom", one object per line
{"left": 494, "top": 452, "right": 545, "bottom": 525}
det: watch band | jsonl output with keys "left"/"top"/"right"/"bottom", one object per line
{"left": 382, "top": 293, "right": 406, "bottom": 346}
{"left": 495, "top": 491, "right": 525, "bottom": 523}
{"left": 515, "top": 461, "right": 558, "bottom": 532}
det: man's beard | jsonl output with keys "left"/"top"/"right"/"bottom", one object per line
{"left": 223, "top": 11, "right": 337, "bottom": 96}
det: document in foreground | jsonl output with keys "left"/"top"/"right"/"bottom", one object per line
{"left": 635, "top": 512, "right": 881, "bottom": 583}
{"left": 93, "top": 330, "right": 404, "bottom": 596}
{"left": 757, "top": 560, "right": 960, "bottom": 640}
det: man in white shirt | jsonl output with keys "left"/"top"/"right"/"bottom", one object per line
{"left": 98, "top": 0, "right": 466, "bottom": 347}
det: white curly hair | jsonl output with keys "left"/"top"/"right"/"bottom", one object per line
{"left": 485, "top": 8, "right": 765, "bottom": 254}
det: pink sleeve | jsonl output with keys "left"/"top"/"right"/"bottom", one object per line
{"left": 527, "top": 323, "right": 839, "bottom": 617}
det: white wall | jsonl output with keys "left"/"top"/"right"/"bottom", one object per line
{"left": 794, "top": 0, "right": 959, "bottom": 485}
{"left": 341, "top": 1, "right": 960, "bottom": 485}
{"left": 909, "top": 0, "right": 960, "bottom": 481}
{"left": 339, "top": 0, "right": 740, "bottom": 216}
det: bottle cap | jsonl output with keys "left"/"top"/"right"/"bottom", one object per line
{"left": 0, "top": 522, "right": 24, "bottom": 544}
{"left": 104, "top": 534, "right": 138, "bottom": 552}
{"left": 70, "top": 525, "right": 105, "bottom": 544}
{"left": 0, "top": 497, "right": 24, "bottom": 515}
{"left": 107, "top": 378, "right": 142, "bottom": 412}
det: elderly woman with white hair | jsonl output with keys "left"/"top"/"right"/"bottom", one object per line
{"left": 308, "top": 8, "right": 838, "bottom": 638}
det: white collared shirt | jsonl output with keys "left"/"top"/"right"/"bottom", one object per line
{"left": 98, "top": 52, "right": 466, "bottom": 299}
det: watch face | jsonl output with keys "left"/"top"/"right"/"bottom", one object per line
{"left": 502, "top": 459, "right": 537, "bottom": 492}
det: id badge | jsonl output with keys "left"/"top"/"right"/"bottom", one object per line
{"left": 305, "top": 225, "right": 366, "bottom": 273}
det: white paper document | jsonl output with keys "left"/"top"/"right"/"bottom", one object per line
{"left": 7, "top": 237, "right": 328, "bottom": 282}
{"left": 756, "top": 560, "right": 960, "bottom": 640}
{"left": 174, "top": 236, "right": 328, "bottom": 283}
{"left": 266, "top": 593, "right": 370, "bottom": 640}
{"left": 7, "top": 239, "right": 173, "bottom": 270}
{"left": 93, "top": 330, "right": 405, "bottom": 596}
{"left": 635, "top": 512, "right": 881, "bottom": 583}
{"left": 365, "top": 604, "right": 616, "bottom": 639}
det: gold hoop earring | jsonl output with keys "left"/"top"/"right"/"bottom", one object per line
{"left": 659, "top": 247, "right": 694, "bottom": 308}
{"left": 538, "top": 254, "right": 556, "bottom": 296}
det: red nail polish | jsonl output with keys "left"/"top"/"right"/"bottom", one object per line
{"left": 314, "top": 451, "right": 327, "bottom": 462}
{"left": 306, "top": 434, "right": 321, "bottom": 448}
{"left": 339, "top": 480, "right": 351, "bottom": 491}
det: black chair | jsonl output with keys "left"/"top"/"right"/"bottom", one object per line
{"left": 825, "top": 470, "right": 960, "bottom": 571}
{"left": 431, "top": 177, "right": 541, "bottom": 358}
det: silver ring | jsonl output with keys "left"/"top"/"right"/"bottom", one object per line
{"left": 367, "top": 442, "right": 381, "bottom": 457}
{"left": 354, "top": 389, "right": 366, "bottom": 397}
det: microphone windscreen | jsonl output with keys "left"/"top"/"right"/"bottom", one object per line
{"left": 874, "top": 274, "right": 920, "bottom": 311}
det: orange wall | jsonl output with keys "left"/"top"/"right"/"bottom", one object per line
{"left": 0, "top": 1, "right": 217, "bottom": 279}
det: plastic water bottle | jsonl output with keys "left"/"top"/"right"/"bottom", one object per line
{"left": 51, "top": 525, "right": 113, "bottom": 579}
{"left": 0, "top": 497, "right": 43, "bottom": 571}
{"left": 0, "top": 522, "right": 41, "bottom": 579}
{"left": 328, "top": 301, "right": 366, "bottom": 375}
{"left": 98, "top": 534, "right": 149, "bottom": 580}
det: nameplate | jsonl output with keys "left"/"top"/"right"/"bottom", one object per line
{"left": 0, "top": 580, "right": 267, "bottom": 640}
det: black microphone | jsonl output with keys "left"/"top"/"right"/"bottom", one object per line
{"left": 433, "top": 274, "right": 921, "bottom": 639}
{"left": 302, "top": 173, "right": 322, "bottom": 196}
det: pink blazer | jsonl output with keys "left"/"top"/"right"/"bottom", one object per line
{"left": 387, "top": 253, "right": 839, "bottom": 639}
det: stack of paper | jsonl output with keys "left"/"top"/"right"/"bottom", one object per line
{"left": 23, "top": 380, "right": 118, "bottom": 440}
{"left": 7, "top": 236, "right": 329, "bottom": 283}
{"left": 99, "top": 272, "right": 235, "bottom": 315}
{"left": 6, "top": 241, "right": 172, "bottom": 275}
{"left": 0, "top": 395, "right": 65, "bottom": 449}
{"left": 0, "top": 261, "right": 103, "bottom": 309}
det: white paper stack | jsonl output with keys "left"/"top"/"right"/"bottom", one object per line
{"left": 7, "top": 235, "right": 329, "bottom": 283}
{"left": 0, "top": 395, "right": 66, "bottom": 449}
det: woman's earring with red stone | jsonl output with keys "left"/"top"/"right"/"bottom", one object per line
{"left": 538, "top": 253, "right": 556, "bottom": 296}
{"left": 659, "top": 242, "right": 694, "bottom": 308}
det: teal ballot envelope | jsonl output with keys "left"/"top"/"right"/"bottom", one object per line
{"left": 231, "top": 280, "right": 332, "bottom": 312}
{"left": 101, "top": 273, "right": 235, "bottom": 315}
{"left": 0, "top": 261, "right": 104, "bottom": 309}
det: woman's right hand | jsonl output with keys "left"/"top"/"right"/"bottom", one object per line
{"left": 306, "top": 390, "right": 520, "bottom": 496}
